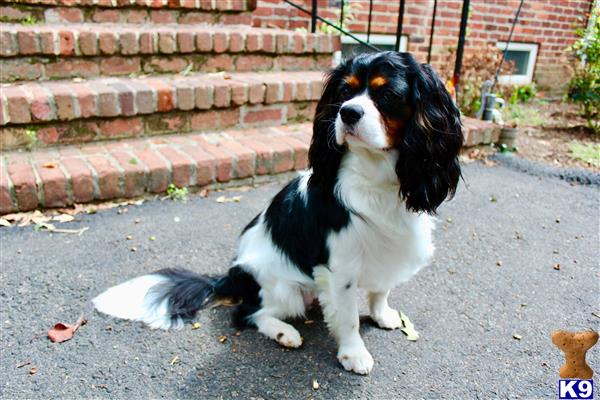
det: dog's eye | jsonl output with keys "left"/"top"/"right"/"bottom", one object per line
{"left": 340, "top": 86, "right": 352, "bottom": 98}
{"left": 382, "top": 90, "right": 394, "bottom": 102}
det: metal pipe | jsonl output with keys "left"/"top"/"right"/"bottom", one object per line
{"left": 395, "top": 0, "right": 405, "bottom": 51}
{"left": 427, "top": 0, "right": 438, "bottom": 63}
{"left": 491, "top": 0, "right": 525, "bottom": 92}
{"left": 453, "top": 0, "right": 470, "bottom": 98}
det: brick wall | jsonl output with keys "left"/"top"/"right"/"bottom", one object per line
{"left": 253, "top": 0, "right": 592, "bottom": 92}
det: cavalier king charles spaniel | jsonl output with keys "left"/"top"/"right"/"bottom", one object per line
{"left": 93, "top": 51, "right": 463, "bottom": 375}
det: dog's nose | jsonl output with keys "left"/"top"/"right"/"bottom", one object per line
{"left": 340, "top": 104, "right": 364, "bottom": 125}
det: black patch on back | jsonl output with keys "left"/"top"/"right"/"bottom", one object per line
{"left": 264, "top": 177, "right": 350, "bottom": 276}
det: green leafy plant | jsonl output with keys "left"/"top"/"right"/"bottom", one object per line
{"left": 567, "top": 10, "right": 600, "bottom": 133}
{"left": 21, "top": 15, "right": 38, "bottom": 25}
{"left": 568, "top": 142, "right": 600, "bottom": 167}
{"left": 166, "top": 184, "right": 188, "bottom": 201}
{"left": 509, "top": 83, "right": 537, "bottom": 105}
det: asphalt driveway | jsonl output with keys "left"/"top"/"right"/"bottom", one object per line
{"left": 1, "top": 159, "right": 598, "bottom": 399}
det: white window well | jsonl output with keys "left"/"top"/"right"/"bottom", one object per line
{"left": 340, "top": 34, "right": 408, "bottom": 58}
{"left": 495, "top": 42, "right": 539, "bottom": 85}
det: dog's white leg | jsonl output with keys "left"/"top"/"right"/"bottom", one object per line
{"left": 368, "top": 290, "right": 402, "bottom": 330}
{"left": 314, "top": 266, "right": 374, "bottom": 375}
{"left": 252, "top": 314, "right": 303, "bottom": 348}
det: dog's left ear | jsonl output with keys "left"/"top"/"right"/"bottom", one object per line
{"left": 396, "top": 56, "right": 463, "bottom": 214}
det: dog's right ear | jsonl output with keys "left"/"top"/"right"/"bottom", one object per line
{"left": 308, "top": 62, "right": 351, "bottom": 187}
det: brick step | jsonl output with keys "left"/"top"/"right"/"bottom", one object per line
{"left": 0, "top": 122, "right": 310, "bottom": 213}
{"left": 0, "top": 23, "right": 338, "bottom": 82}
{"left": 0, "top": 70, "right": 324, "bottom": 149}
{"left": 0, "top": 0, "right": 255, "bottom": 25}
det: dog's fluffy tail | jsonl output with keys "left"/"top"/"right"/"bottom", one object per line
{"left": 92, "top": 267, "right": 257, "bottom": 330}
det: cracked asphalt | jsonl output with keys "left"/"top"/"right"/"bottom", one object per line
{"left": 1, "top": 160, "right": 599, "bottom": 399}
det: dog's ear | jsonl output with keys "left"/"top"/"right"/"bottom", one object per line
{"left": 308, "top": 63, "right": 349, "bottom": 187}
{"left": 396, "top": 55, "right": 463, "bottom": 213}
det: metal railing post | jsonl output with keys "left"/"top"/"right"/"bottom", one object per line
{"left": 311, "top": 0, "right": 318, "bottom": 33}
{"left": 453, "top": 0, "right": 470, "bottom": 98}
{"left": 395, "top": 0, "right": 405, "bottom": 51}
{"left": 427, "top": 0, "right": 438, "bottom": 64}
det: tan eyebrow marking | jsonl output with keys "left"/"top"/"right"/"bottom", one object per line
{"left": 345, "top": 75, "right": 360, "bottom": 89}
{"left": 370, "top": 76, "right": 387, "bottom": 89}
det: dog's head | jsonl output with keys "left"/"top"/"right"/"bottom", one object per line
{"left": 309, "top": 51, "right": 463, "bottom": 213}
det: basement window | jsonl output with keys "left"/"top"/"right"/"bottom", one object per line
{"left": 495, "top": 42, "right": 539, "bottom": 85}
{"left": 338, "top": 34, "right": 408, "bottom": 61}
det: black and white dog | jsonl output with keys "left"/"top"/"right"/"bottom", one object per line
{"left": 93, "top": 52, "right": 463, "bottom": 375}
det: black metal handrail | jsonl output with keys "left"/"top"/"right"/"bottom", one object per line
{"left": 282, "top": 0, "right": 471, "bottom": 97}
{"left": 282, "top": 0, "right": 379, "bottom": 51}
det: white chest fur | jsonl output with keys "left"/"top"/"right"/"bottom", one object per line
{"left": 331, "top": 147, "right": 435, "bottom": 292}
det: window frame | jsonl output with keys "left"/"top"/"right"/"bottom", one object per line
{"left": 495, "top": 41, "right": 539, "bottom": 85}
{"left": 341, "top": 33, "right": 408, "bottom": 53}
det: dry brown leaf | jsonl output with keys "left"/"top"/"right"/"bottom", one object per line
{"left": 41, "top": 162, "right": 57, "bottom": 169}
{"left": 48, "top": 315, "right": 87, "bottom": 343}
{"left": 29, "top": 367, "right": 37, "bottom": 375}
{"left": 218, "top": 335, "right": 227, "bottom": 343}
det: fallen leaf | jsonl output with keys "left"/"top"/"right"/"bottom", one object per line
{"left": 149, "top": 236, "right": 156, "bottom": 241}
{"left": 513, "top": 334, "right": 522, "bottom": 340}
{"left": 192, "top": 322, "right": 201, "bottom": 330}
{"left": 399, "top": 312, "right": 419, "bottom": 341}
{"left": 52, "top": 214, "right": 74, "bottom": 223}
{"left": 126, "top": 235, "right": 133, "bottom": 240}
{"left": 29, "top": 367, "right": 37, "bottom": 375}
{"left": 41, "top": 162, "right": 57, "bottom": 169}
{"left": 553, "top": 263, "right": 561, "bottom": 271}
{"left": 218, "top": 335, "right": 227, "bottom": 343}
{"left": 489, "top": 195, "right": 497, "bottom": 203}
{"left": 312, "top": 379, "right": 319, "bottom": 390}
{"left": 48, "top": 315, "right": 87, "bottom": 343}
{"left": 215, "top": 195, "right": 242, "bottom": 203}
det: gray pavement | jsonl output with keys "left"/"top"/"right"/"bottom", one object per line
{"left": 1, "top": 161, "right": 599, "bottom": 399}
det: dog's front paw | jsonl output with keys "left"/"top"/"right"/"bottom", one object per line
{"left": 275, "top": 327, "right": 303, "bottom": 348}
{"left": 372, "top": 306, "right": 402, "bottom": 330}
{"left": 337, "top": 344, "right": 374, "bottom": 375}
